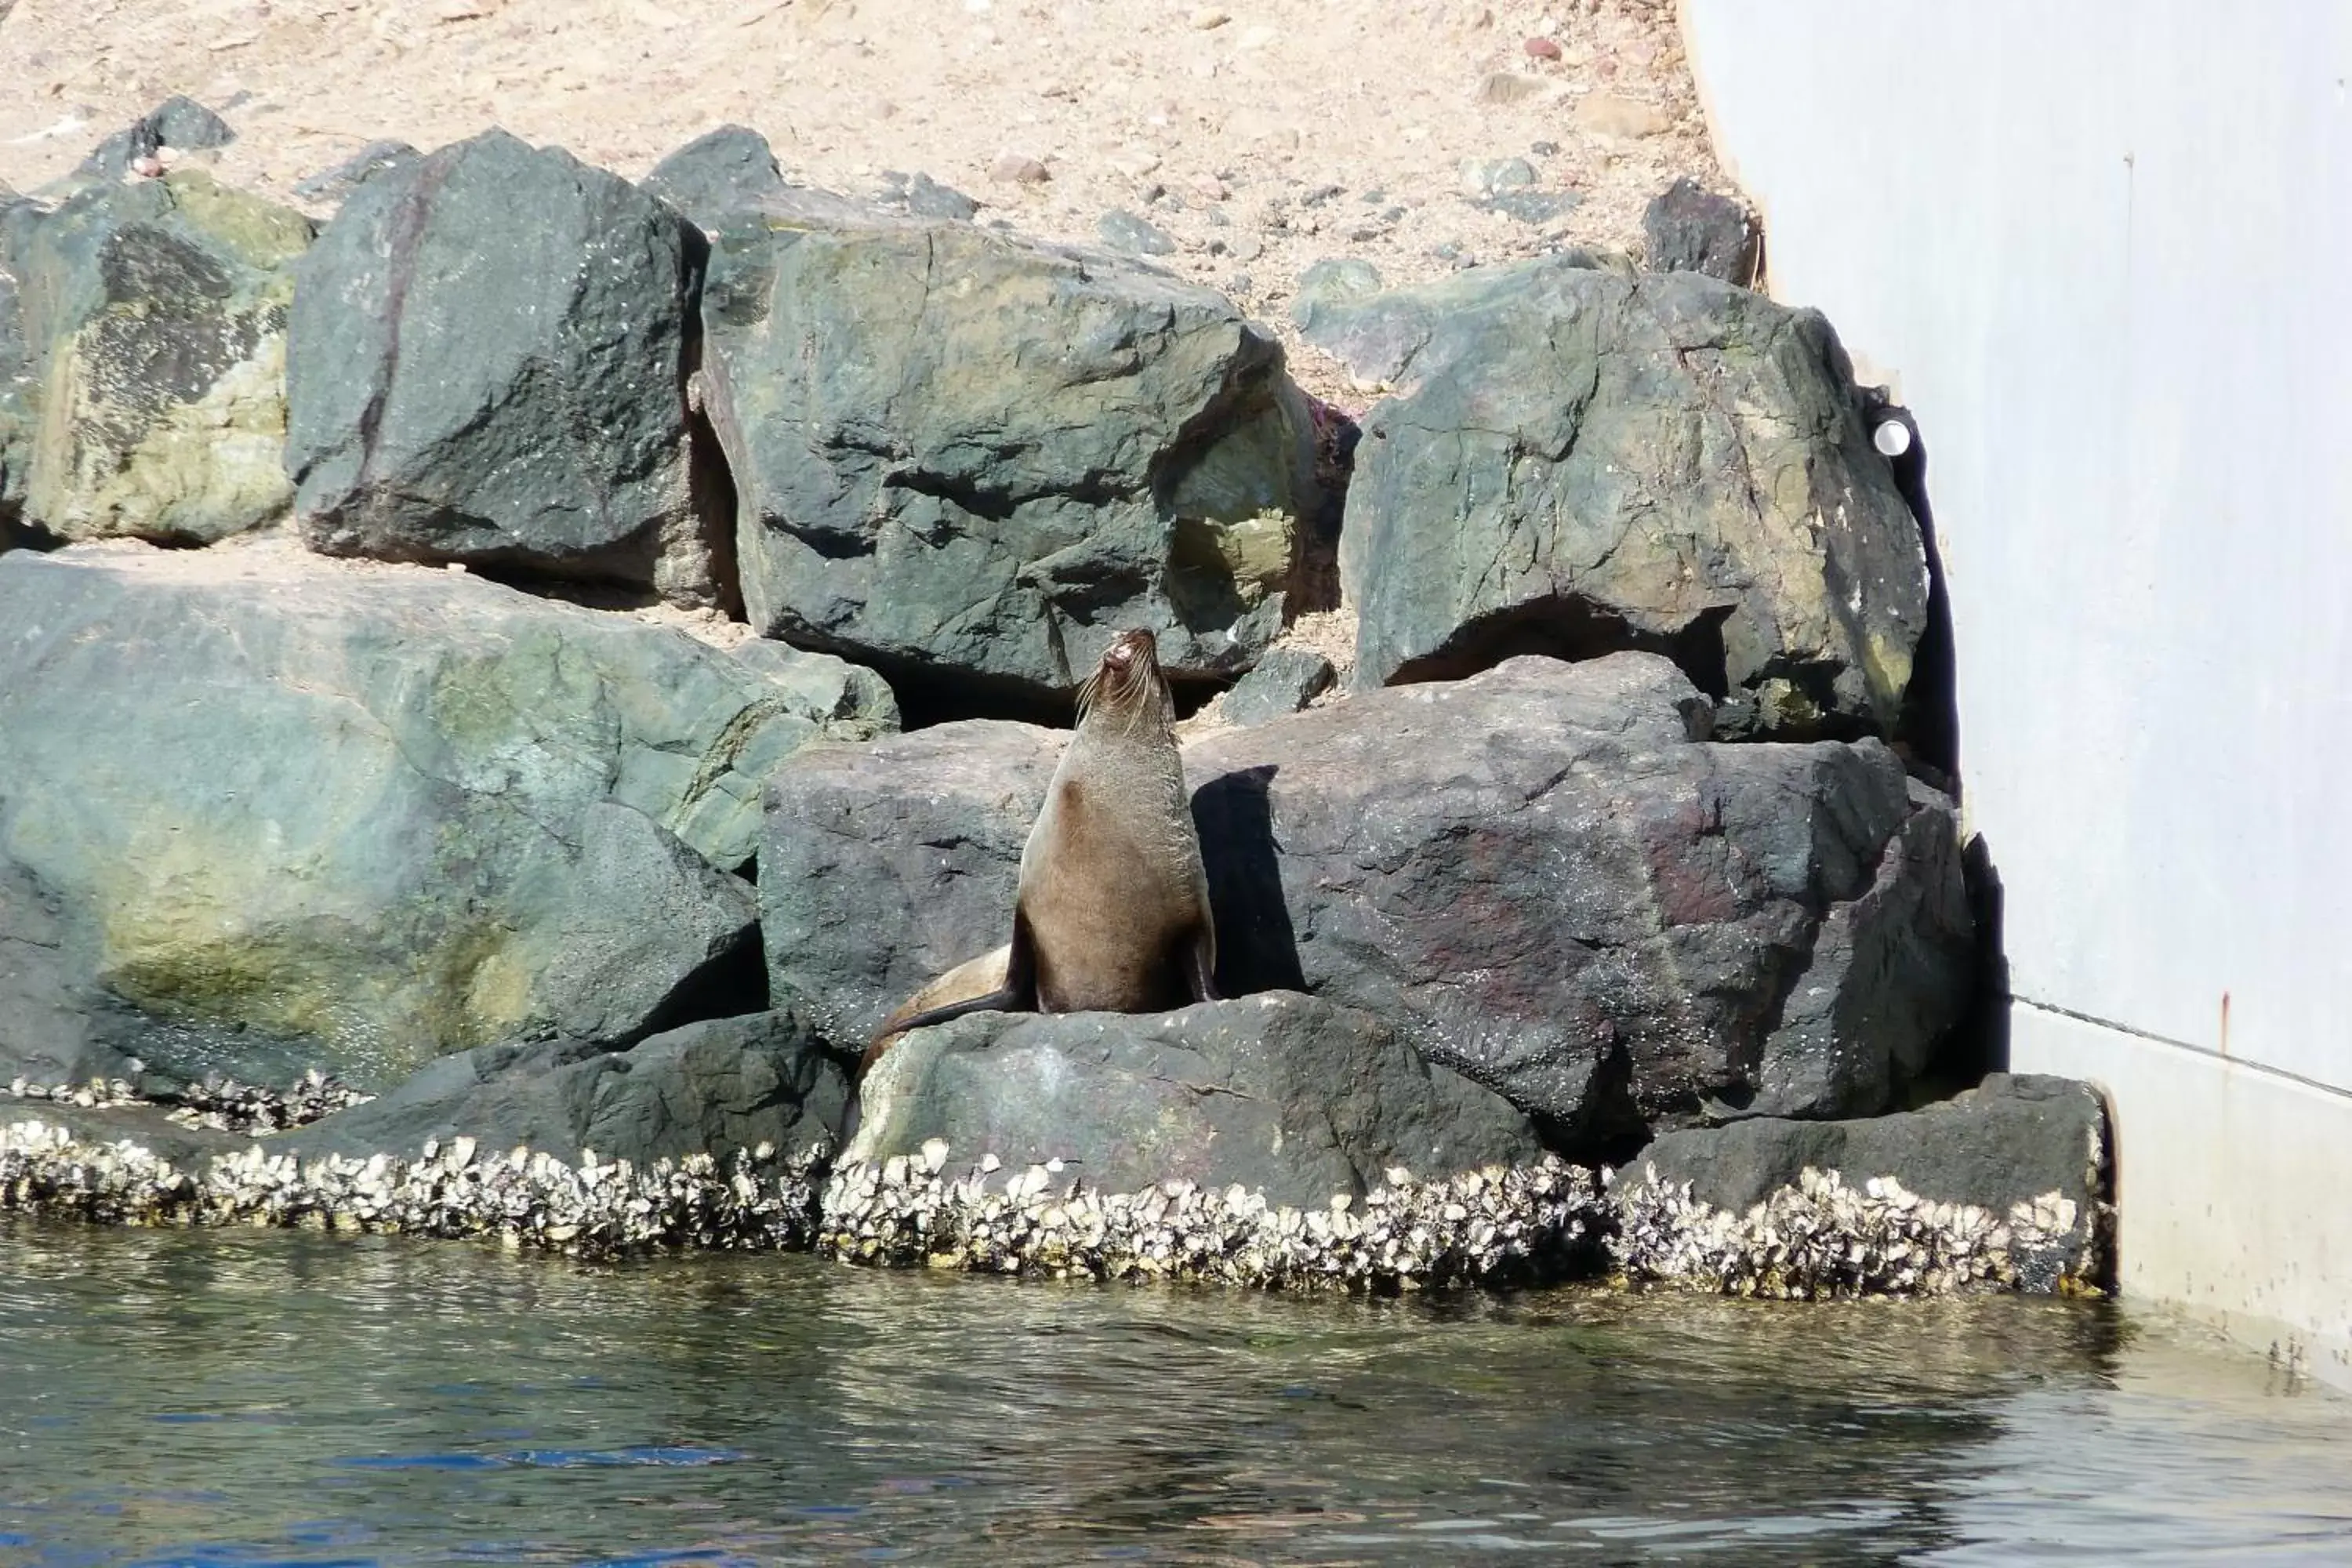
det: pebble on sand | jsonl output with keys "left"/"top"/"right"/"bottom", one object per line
{"left": 988, "top": 152, "right": 1050, "bottom": 184}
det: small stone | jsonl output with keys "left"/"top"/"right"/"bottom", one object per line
{"left": 1189, "top": 172, "right": 1229, "bottom": 201}
{"left": 1108, "top": 147, "right": 1162, "bottom": 180}
{"left": 1573, "top": 93, "right": 1675, "bottom": 140}
{"left": 902, "top": 171, "right": 980, "bottom": 220}
{"left": 1483, "top": 188, "right": 1581, "bottom": 225}
{"left": 1098, "top": 209, "right": 1178, "bottom": 256}
{"left": 1459, "top": 156, "right": 1537, "bottom": 198}
{"left": 1222, "top": 647, "right": 1337, "bottom": 726}
{"left": 989, "top": 152, "right": 1050, "bottom": 184}
{"left": 1289, "top": 256, "right": 1384, "bottom": 331}
{"left": 1523, "top": 36, "right": 1562, "bottom": 60}
{"left": 1190, "top": 5, "right": 1229, "bottom": 28}
{"left": 1479, "top": 71, "right": 1544, "bottom": 105}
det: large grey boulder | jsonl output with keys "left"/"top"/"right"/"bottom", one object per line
{"left": 761, "top": 652, "right": 1974, "bottom": 1148}
{"left": 679, "top": 127, "right": 1326, "bottom": 708}
{"left": 284, "top": 1011, "right": 850, "bottom": 1167}
{"left": 850, "top": 993, "right": 1543, "bottom": 1208}
{"left": 2, "top": 169, "right": 311, "bottom": 546}
{"left": 0, "top": 541, "right": 895, "bottom": 1088}
{"left": 1319, "top": 258, "right": 1928, "bottom": 739}
{"left": 1185, "top": 655, "right": 1972, "bottom": 1133}
{"left": 287, "top": 129, "right": 719, "bottom": 604}
{"left": 1621, "top": 1074, "right": 2113, "bottom": 1294}
{"left": 760, "top": 720, "right": 1062, "bottom": 1047}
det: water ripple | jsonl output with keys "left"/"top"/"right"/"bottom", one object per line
{"left": 2, "top": 1218, "right": 2350, "bottom": 1566}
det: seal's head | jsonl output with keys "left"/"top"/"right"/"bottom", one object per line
{"left": 1076, "top": 628, "right": 1174, "bottom": 730}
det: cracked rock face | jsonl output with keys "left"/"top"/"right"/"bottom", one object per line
{"left": 286, "top": 129, "right": 718, "bottom": 604}
{"left": 0, "top": 543, "right": 892, "bottom": 1087}
{"left": 1319, "top": 258, "right": 1928, "bottom": 740}
{"left": 764, "top": 652, "right": 1974, "bottom": 1147}
{"left": 672, "top": 127, "right": 1328, "bottom": 709}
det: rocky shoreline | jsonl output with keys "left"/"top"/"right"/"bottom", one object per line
{"left": 5, "top": 1069, "right": 2108, "bottom": 1299}
{"left": 2, "top": 99, "right": 2113, "bottom": 1301}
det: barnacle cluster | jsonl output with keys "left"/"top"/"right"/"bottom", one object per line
{"left": 0, "top": 1119, "right": 832, "bottom": 1259}
{"left": 2, "top": 1104, "right": 2105, "bottom": 1298}
{"left": 1610, "top": 1164, "right": 2101, "bottom": 1298}
{"left": 163, "top": 1069, "right": 376, "bottom": 1134}
{"left": 7, "top": 1070, "right": 372, "bottom": 1134}
{"left": 816, "top": 1142, "right": 1610, "bottom": 1290}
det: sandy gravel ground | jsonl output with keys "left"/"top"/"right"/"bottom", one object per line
{"left": 0, "top": 0, "right": 1722, "bottom": 402}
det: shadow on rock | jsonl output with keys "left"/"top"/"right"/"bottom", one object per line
{"left": 1190, "top": 763, "right": 1305, "bottom": 996}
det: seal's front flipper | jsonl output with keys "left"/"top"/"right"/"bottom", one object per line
{"left": 857, "top": 922, "right": 1039, "bottom": 1079}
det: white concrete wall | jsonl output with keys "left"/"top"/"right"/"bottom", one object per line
{"left": 1679, "top": 1, "right": 2352, "bottom": 1385}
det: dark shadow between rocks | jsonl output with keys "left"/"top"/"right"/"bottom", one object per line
{"left": 630, "top": 923, "right": 771, "bottom": 1046}
{"left": 1541, "top": 1034, "right": 1652, "bottom": 1170}
{"left": 0, "top": 516, "right": 65, "bottom": 554}
{"left": 1892, "top": 833, "right": 2009, "bottom": 1111}
{"left": 883, "top": 658, "right": 1225, "bottom": 731}
{"left": 880, "top": 658, "right": 1080, "bottom": 731}
{"left": 1386, "top": 594, "right": 1737, "bottom": 707}
{"left": 1189, "top": 764, "right": 1305, "bottom": 996}
{"left": 1288, "top": 398, "right": 1359, "bottom": 615}
{"left": 678, "top": 221, "right": 746, "bottom": 622}
{"left": 463, "top": 560, "right": 666, "bottom": 611}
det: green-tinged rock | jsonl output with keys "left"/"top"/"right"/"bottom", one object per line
{"left": 287, "top": 129, "right": 716, "bottom": 604}
{"left": 0, "top": 541, "right": 895, "bottom": 1088}
{"left": 848, "top": 993, "right": 1542, "bottom": 1209}
{"left": 4, "top": 169, "right": 310, "bottom": 546}
{"left": 1323, "top": 258, "right": 1929, "bottom": 738}
{"left": 666, "top": 127, "right": 1326, "bottom": 707}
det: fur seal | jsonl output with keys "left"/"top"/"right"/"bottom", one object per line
{"left": 862, "top": 628, "right": 1220, "bottom": 1076}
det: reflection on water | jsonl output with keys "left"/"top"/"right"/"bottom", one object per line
{"left": 2, "top": 1218, "right": 2348, "bottom": 1566}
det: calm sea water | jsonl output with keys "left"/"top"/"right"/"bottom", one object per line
{"left": 2, "top": 1218, "right": 2348, "bottom": 1566}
